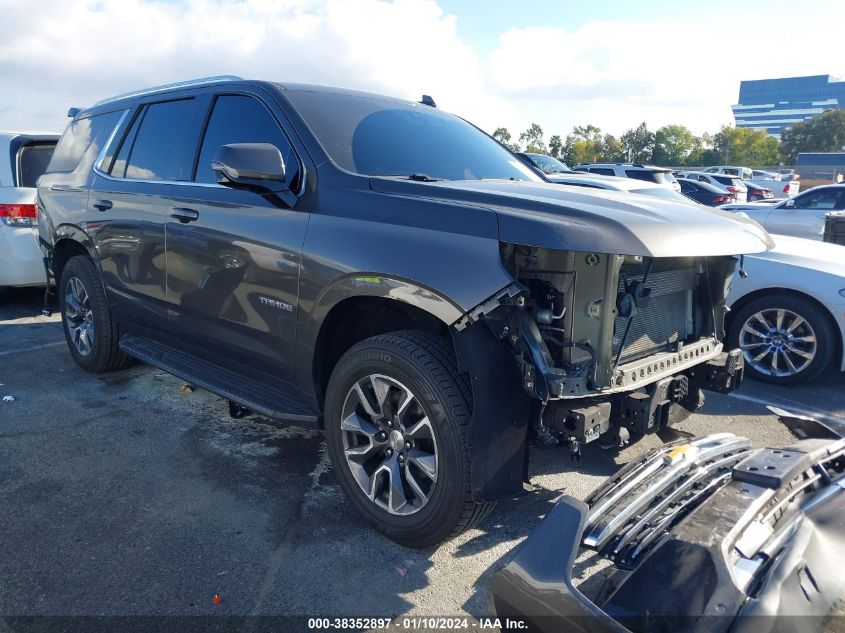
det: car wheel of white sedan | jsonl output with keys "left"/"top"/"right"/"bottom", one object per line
{"left": 728, "top": 293, "right": 835, "bottom": 385}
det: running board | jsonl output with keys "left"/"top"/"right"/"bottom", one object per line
{"left": 119, "top": 334, "right": 319, "bottom": 426}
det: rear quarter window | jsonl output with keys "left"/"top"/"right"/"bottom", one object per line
{"left": 47, "top": 110, "right": 125, "bottom": 173}
{"left": 16, "top": 143, "right": 56, "bottom": 187}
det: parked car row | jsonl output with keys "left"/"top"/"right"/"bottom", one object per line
{"left": 572, "top": 162, "right": 681, "bottom": 191}
{"left": 702, "top": 164, "right": 801, "bottom": 197}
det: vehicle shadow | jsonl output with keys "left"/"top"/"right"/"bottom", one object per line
{"left": 0, "top": 286, "right": 49, "bottom": 317}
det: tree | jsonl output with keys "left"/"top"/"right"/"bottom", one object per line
{"left": 712, "top": 126, "right": 779, "bottom": 166}
{"left": 560, "top": 125, "right": 607, "bottom": 165}
{"left": 548, "top": 134, "right": 563, "bottom": 159}
{"left": 780, "top": 109, "right": 845, "bottom": 163}
{"left": 492, "top": 127, "right": 520, "bottom": 152}
{"left": 519, "top": 123, "right": 546, "bottom": 154}
{"left": 652, "top": 124, "right": 699, "bottom": 166}
{"left": 571, "top": 125, "right": 602, "bottom": 143}
{"left": 620, "top": 122, "right": 654, "bottom": 164}
{"left": 597, "top": 133, "right": 623, "bottom": 162}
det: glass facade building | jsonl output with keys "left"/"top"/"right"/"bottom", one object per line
{"left": 732, "top": 75, "right": 845, "bottom": 139}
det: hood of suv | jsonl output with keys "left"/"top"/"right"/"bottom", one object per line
{"left": 370, "top": 178, "right": 773, "bottom": 257}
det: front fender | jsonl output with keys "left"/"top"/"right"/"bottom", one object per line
{"left": 311, "top": 273, "right": 464, "bottom": 326}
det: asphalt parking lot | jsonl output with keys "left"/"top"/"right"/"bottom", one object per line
{"left": 2, "top": 286, "right": 844, "bottom": 626}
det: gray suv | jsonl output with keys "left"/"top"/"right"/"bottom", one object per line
{"left": 37, "top": 76, "right": 772, "bottom": 546}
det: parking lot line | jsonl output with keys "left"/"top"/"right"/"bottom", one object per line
{"left": 0, "top": 341, "right": 66, "bottom": 357}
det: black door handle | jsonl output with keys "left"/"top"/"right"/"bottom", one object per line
{"left": 170, "top": 207, "right": 199, "bottom": 223}
{"left": 92, "top": 199, "right": 113, "bottom": 211}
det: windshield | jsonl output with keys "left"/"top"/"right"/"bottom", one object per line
{"left": 284, "top": 90, "right": 541, "bottom": 182}
{"left": 633, "top": 187, "right": 696, "bottom": 203}
{"left": 527, "top": 153, "right": 570, "bottom": 174}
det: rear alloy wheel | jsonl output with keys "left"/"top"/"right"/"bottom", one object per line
{"left": 325, "top": 331, "right": 494, "bottom": 547}
{"left": 59, "top": 256, "right": 131, "bottom": 373}
{"left": 64, "top": 275, "right": 95, "bottom": 357}
{"left": 729, "top": 294, "right": 834, "bottom": 385}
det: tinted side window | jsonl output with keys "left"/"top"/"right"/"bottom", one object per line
{"left": 47, "top": 110, "right": 124, "bottom": 173}
{"left": 793, "top": 189, "right": 845, "bottom": 210}
{"left": 589, "top": 167, "right": 615, "bottom": 176}
{"left": 124, "top": 99, "right": 197, "bottom": 181}
{"left": 195, "top": 95, "right": 293, "bottom": 184}
{"left": 17, "top": 143, "right": 56, "bottom": 187}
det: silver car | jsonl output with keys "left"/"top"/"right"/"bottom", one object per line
{"left": 720, "top": 184, "right": 845, "bottom": 241}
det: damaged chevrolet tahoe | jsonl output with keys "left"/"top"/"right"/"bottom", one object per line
{"left": 37, "top": 76, "right": 773, "bottom": 547}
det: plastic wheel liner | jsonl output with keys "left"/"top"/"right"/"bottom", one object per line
{"left": 493, "top": 413, "right": 845, "bottom": 633}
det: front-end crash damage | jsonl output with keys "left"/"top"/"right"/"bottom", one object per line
{"left": 453, "top": 244, "right": 745, "bottom": 466}
{"left": 492, "top": 415, "right": 845, "bottom": 632}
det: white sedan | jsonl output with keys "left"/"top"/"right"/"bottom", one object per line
{"left": 727, "top": 234, "right": 845, "bottom": 384}
{"left": 720, "top": 184, "right": 845, "bottom": 241}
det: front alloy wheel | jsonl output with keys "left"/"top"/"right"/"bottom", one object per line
{"left": 341, "top": 374, "right": 438, "bottom": 515}
{"left": 324, "top": 331, "right": 494, "bottom": 547}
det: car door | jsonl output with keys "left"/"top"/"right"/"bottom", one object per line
{"left": 765, "top": 187, "right": 845, "bottom": 240}
{"left": 89, "top": 97, "right": 204, "bottom": 329}
{"left": 163, "top": 90, "right": 310, "bottom": 393}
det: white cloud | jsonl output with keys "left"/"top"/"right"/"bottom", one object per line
{"left": 0, "top": 0, "right": 520, "bottom": 134}
{"left": 0, "top": 0, "right": 842, "bottom": 141}
{"left": 484, "top": 18, "right": 845, "bottom": 137}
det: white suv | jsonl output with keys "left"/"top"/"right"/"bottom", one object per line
{"left": 572, "top": 163, "right": 680, "bottom": 191}
{"left": 678, "top": 171, "right": 748, "bottom": 202}
{"left": 0, "top": 132, "right": 58, "bottom": 290}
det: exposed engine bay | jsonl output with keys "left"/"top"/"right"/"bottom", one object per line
{"left": 456, "top": 245, "right": 745, "bottom": 447}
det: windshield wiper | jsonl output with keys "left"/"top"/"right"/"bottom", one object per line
{"left": 377, "top": 173, "right": 443, "bottom": 182}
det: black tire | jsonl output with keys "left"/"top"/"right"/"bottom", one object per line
{"left": 59, "top": 255, "right": 131, "bottom": 373}
{"left": 728, "top": 293, "right": 835, "bottom": 385}
{"left": 324, "top": 330, "right": 494, "bottom": 548}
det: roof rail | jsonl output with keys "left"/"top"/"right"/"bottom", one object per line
{"left": 94, "top": 75, "right": 244, "bottom": 106}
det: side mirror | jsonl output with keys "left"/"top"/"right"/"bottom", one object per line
{"left": 784, "top": 199, "right": 795, "bottom": 209}
{"left": 212, "top": 143, "right": 286, "bottom": 191}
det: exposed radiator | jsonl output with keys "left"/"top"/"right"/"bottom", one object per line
{"left": 612, "top": 261, "right": 695, "bottom": 364}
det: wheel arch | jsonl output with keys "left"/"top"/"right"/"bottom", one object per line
{"left": 306, "top": 278, "right": 460, "bottom": 414}
{"left": 727, "top": 287, "right": 843, "bottom": 369}
{"left": 49, "top": 225, "right": 98, "bottom": 284}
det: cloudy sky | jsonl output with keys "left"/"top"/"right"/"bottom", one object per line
{"left": 1, "top": 0, "right": 843, "bottom": 139}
